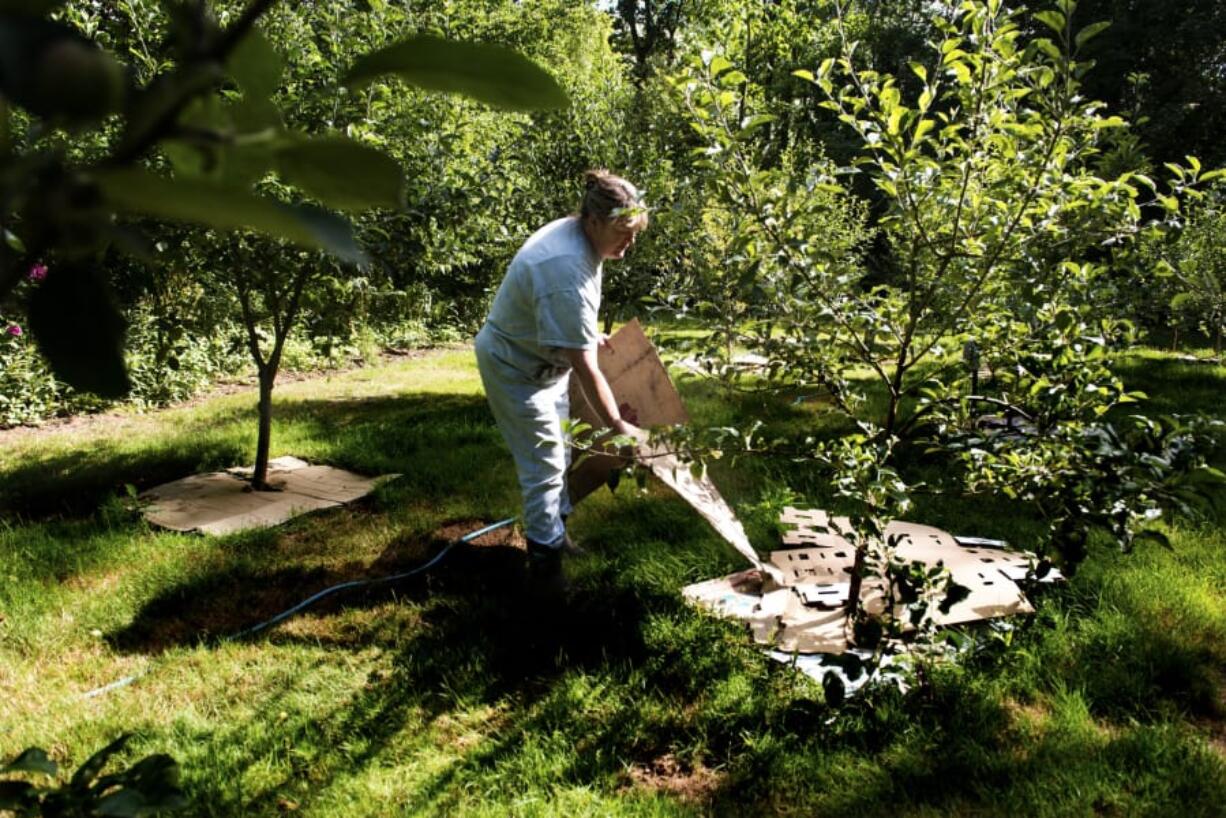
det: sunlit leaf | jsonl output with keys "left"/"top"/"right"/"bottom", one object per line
{"left": 275, "top": 136, "right": 404, "bottom": 212}
{"left": 344, "top": 35, "right": 567, "bottom": 112}
{"left": 94, "top": 168, "right": 366, "bottom": 265}
{"left": 1034, "top": 10, "right": 1066, "bottom": 35}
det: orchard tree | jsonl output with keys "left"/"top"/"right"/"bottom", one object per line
{"left": 0, "top": 0, "right": 566, "bottom": 488}
{"left": 1151, "top": 183, "right": 1226, "bottom": 355}
{"left": 667, "top": 0, "right": 1225, "bottom": 577}
{"left": 682, "top": 0, "right": 1218, "bottom": 436}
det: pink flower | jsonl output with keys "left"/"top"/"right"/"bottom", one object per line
{"left": 6, "top": 325, "right": 21, "bottom": 337}
{"left": 28, "top": 263, "right": 48, "bottom": 282}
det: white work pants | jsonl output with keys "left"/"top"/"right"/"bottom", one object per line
{"left": 475, "top": 328, "right": 574, "bottom": 546}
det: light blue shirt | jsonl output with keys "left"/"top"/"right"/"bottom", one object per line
{"left": 483, "top": 216, "right": 603, "bottom": 381}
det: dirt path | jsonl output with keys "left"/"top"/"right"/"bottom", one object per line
{"left": 0, "top": 346, "right": 460, "bottom": 448}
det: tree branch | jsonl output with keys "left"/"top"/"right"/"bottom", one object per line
{"left": 107, "top": 0, "right": 280, "bottom": 166}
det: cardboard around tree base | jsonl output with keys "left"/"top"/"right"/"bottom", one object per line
{"left": 553, "top": 323, "right": 1053, "bottom": 657}
{"left": 683, "top": 507, "right": 1060, "bottom": 655}
{"left": 141, "top": 456, "right": 399, "bottom": 535}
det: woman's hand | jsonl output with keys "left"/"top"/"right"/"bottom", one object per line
{"left": 612, "top": 417, "right": 646, "bottom": 443}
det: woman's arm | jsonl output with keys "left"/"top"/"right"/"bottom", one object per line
{"left": 564, "top": 347, "right": 643, "bottom": 439}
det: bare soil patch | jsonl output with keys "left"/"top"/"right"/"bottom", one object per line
{"left": 624, "top": 753, "right": 724, "bottom": 805}
{"left": 433, "top": 520, "right": 526, "bottom": 551}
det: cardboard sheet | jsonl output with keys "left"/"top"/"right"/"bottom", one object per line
{"left": 142, "top": 456, "right": 398, "bottom": 535}
{"left": 567, "top": 319, "right": 688, "bottom": 504}
{"left": 683, "top": 506, "right": 1059, "bottom": 655}
{"left": 563, "top": 320, "right": 779, "bottom": 579}
{"left": 643, "top": 445, "right": 780, "bottom": 581}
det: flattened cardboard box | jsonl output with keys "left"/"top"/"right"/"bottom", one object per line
{"left": 142, "top": 455, "right": 399, "bottom": 535}
{"left": 556, "top": 324, "right": 1053, "bottom": 656}
{"left": 564, "top": 320, "right": 775, "bottom": 577}
{"left": 566, "top": 318, "right": 688, "bottom": 504}
{"left": 683, "top": 507, "right": 1059, "bottom": 655}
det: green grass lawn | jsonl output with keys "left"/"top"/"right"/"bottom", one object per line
{"left": 1, "top": 343, "right": 1223, "bottom": 817}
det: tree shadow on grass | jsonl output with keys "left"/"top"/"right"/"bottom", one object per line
{"left": 714, "top": 675, "right": 1226, "bottom": 817}
{"left": 0, "top": 438, "right": 248, "bottom": 519}
{"left": 127, "top": 508, "right": 1226, "bottom": 816}
{"left": 128, "top": 494, "right": 738, "bottom": 814}
{"left": 107, "top": 520, "right": 536, "bottom": 655}
{"left": 0, "top": 391, "right": 500, "bottom": 520}
{"left": 1111, "top": 356, "right": 1226, "bottom": 419}
{"left": 160, "top": 538, "right": 680, "bottom": 815}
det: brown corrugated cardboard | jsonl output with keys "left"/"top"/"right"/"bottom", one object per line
{"left": 142, "top": 456, "right": 398, "bottom": 535}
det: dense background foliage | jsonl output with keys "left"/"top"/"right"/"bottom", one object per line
{"left": 2, "top": 3, "right": 1225, "bottom": 814}
{"left": 2, "top": 0, "right": 1223, "bottom": 426}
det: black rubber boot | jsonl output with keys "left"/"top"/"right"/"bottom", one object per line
{"left": 526, "top": 531, "right": 586, "bottom": 560}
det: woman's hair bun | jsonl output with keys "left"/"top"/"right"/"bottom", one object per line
{"left": 579, "top": 169, "right": 644, "bottom": 225}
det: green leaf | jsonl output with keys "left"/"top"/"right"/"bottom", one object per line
{"left": 275, "top": 136, "right": 404, "bottom": 212}
{"left": 792, "top": 69, "right": 815, "bottom": 82}
{"left": 29, "top": 262, "right": 130, "bottom": 398}
{"left": 344, "top": 35, "right": 567, "bottom": 112}
{"left": 1074, "top": 20, "right": 1111, "bottom": 50}
{"left": 739, "top": 113, "right": 775, "bottom": 135}
{"left": 227, "top": 29, "right": 282, "bottom": 100}
{"left": 1034, "top": 10, "right": 1066, "bottom": 35}
{"left": 909, "top": 62, "right": 927, "bottom": 83}
{"left": 3, "top": 227, "right": 25, "bottom": 253}
{"left": 887, "top": 106, "right": 905, "bottom": 135}
{"left": 0, "top": 15, "right": 126, "bottom": 123}
{"left": 93, "top": 168, "right": 366, "bottom": 265}
{"left": 1033, "top": 38, "right": 1062, "bottom": 62}
{"left": 718, "top": 69, "right": 747, "bottom": 88}
{"left": 2, "top": 747, "right": 57, "bottom": 776}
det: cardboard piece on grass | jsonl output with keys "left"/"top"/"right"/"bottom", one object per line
{"left": 142, "top": 455, "right": 399, "bottom": 535}
{"left": 683, "top": 506, "right": 1055, "bottom": 656}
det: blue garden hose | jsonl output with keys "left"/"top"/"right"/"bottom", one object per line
{"left": 79, "top": 517, "right": 518, "bottom": 701}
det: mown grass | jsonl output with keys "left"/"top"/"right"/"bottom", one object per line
{"left": 1, "top": 341, "right": 1223, "bottom": 817}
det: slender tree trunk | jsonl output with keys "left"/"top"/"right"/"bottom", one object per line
{"left": 845, "top": 543, "right": 866, "bottom": 614}
{"left": 884, "top": 359, "right": 905, "bottom": 437}
{"left": 1171, "top": 325, "right": 1180, "bottom": 351}
{"left": 247, "top": 264, "right": 309, "bottom": 490}
{"left": 251, "top": 364, "right": 276, "bottom": 490}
